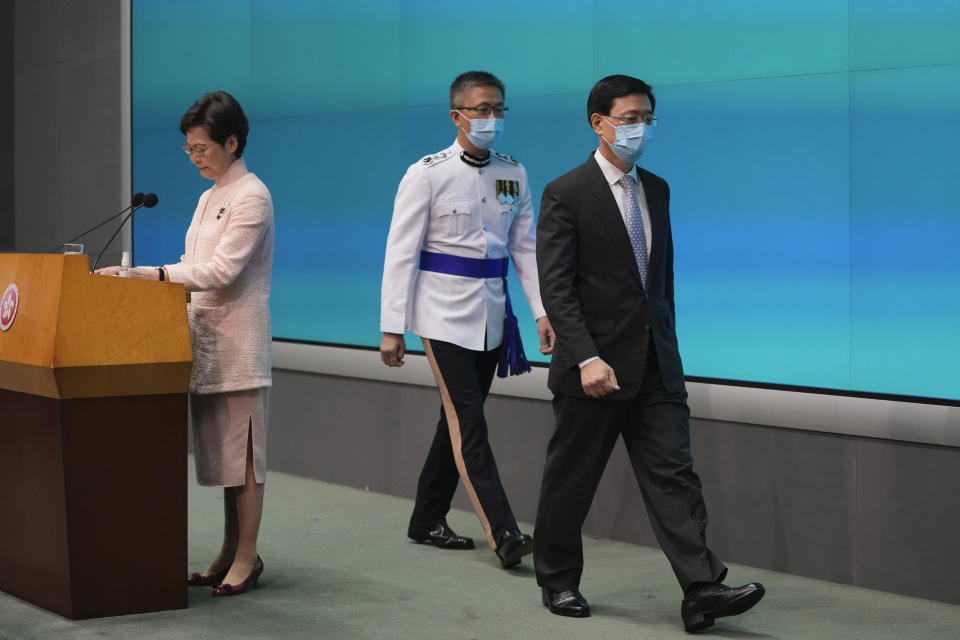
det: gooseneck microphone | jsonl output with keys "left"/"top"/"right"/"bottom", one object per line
{"left": 91, "top": 193, "right": 159, "bottom": 273}
{"left": 49, "top": 193, "right": 146, "bottom": 253}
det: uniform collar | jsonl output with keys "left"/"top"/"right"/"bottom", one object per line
{"left": 454, "top": 139, "right": 492, "bottom": 168}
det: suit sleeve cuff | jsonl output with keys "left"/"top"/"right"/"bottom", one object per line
{"left": 578, "top": 356, "right": 599, "bottom": 369}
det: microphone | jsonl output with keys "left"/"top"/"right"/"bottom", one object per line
{"left": 49, "top": 193, "right": 146, "bottom": 253}
{"left": 91, "top": 193, "right": 160, "bottom": 273}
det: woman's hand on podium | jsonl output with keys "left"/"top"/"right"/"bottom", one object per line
{"left": 94, "top": 265, "right": 121, "bottom": 276}
{"left": 94, "top": 266, "right": 161, "bottom": 279}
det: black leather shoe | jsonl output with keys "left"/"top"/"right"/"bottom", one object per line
{"left": 681, "top": 582, "right": 765, "bottom": 632}
{"left": 495, "top": 530, "right": 533, "bottom": 568}
{"left": 408, "top": 519, "right": 475, "bottom": 550}
{"left": 542, "top": 587, "right": 591, "bottom": 618}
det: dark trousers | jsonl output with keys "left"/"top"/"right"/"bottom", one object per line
{"left": 408, "top": 338, "right": 519, "bottom": 550}
{"left": 534, "top": 344, "right": 726, "bottom": 592}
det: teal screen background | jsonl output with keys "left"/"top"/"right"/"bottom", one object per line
{"left": 132, "top": 1, "right": 960, "bottom": 402}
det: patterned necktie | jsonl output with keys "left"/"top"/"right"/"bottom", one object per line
{"left": 618, "top": 174, "right": 648, "bottom": 288}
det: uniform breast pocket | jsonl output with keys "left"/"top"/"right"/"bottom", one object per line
{"left": 434, "top": 199, "right": 471, "bottom": 235}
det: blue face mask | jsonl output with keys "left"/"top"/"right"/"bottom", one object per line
{"left": 601, "top": 117, "right": 653, "bottom": 166}
{"left": 458, "top": 114, "right": 504, "bottom": 150}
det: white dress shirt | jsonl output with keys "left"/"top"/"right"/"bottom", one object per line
{"left": 593, "top": 149, "right": 653, "bottom": 258}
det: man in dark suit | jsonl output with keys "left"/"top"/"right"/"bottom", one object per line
{"left": 533, "top": 75, "right": 765, "bottom": 633}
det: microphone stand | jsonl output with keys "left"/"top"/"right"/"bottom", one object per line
{"left": 91, "top": 205, "right": 142, "bottom": 273}
{"left": 48, "top": 194, "right": 144, "bottom": 253}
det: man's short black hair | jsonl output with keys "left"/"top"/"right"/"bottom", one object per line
{"left": 179, "top": 91, "right": 250, "bottom": 158}
{"left": 587, "top": 75, "right": 656, "bottom": 123}
{"left": 450, "top": 71, "right": 505, "bottom": 108}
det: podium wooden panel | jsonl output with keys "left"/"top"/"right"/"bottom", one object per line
{"left": 0, "top": 254, "right": 192, "bottom": 619}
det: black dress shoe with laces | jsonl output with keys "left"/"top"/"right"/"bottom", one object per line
{"left": 542, "top": 587, "right": 591, "bottom": 618}
{"left": 495, "top": 530, "right": 533, "bottom": 568}
{"left": 408, "top": 519, "right": 475, "bottom": 550}
{"left": 681, "top": 582, "right": 765, "bottom": 632}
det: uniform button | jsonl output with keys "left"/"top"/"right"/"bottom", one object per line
{"left": 478, "top": 169, "right": 484, "bottom": 175}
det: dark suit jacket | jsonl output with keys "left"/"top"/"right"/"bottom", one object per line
{"left": 536, "top": 154, "right": 686, "bottom": 398}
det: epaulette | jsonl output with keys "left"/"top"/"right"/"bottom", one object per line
{"left": 492, "top": 151, "right": 520, "bottom": 166}
{"left": 419, "top": 149, "right": 456, "bottom": 167}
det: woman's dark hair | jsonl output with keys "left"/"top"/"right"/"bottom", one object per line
{"left": 179, "top": 91, "right": 250, "bottom": 157}
{"left": 586, "top": 75, "right": 655, "bottom": 123}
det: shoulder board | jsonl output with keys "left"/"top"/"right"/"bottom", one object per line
{"left": 419, "top": 149, "right": 457, "bottom": 167}
{"left": 492, "top": 151, "right": 520, "bottom": 166}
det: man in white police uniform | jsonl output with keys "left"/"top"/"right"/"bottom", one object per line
{"left": 380, "top": 71, "right": 555, "bottom": 569}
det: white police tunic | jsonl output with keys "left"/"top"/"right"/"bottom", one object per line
{"left": 381, "top": 140, "right": 545, "bottom": 351}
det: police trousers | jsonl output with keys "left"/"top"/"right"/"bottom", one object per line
{"left": 408, "top": 338, "right": 519, "bottom": 549}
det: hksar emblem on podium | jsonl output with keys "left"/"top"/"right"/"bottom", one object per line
{"left": 0, "top": 284, "right": 19, "bottom": 331}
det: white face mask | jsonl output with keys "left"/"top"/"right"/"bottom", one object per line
{"left": 600, "top": 117, "right": 653, "bottom": 166}
{"left": 458, "top": 113, "right": 504, "bottom": 150}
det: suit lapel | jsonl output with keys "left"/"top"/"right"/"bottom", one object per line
{"left": 585, "top": 157, "right": 645, "bottom": 289}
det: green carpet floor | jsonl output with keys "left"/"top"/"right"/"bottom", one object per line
{"left": 1, "top": 463, "right": 958, "bottom": 639}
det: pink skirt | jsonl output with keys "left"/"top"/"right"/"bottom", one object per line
{"left": 190, "top": 388, "right": 269, "bottom": 487}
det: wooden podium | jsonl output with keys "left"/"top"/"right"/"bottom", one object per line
{"left": 0, "top": 254, "right": 192, "bottom": 619}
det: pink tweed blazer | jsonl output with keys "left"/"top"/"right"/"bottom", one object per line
{"left": 165, "top": 158, "right": 274, "bottom": 394}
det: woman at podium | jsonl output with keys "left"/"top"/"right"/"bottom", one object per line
{"left": 96, "top": 91, "right": 274, "bottom": 597}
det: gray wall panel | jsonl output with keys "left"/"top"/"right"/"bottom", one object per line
{"left": 769, "top": 430, "right": 859, "bottom": 582}
{"left": 0, "top": 0, "right": 13, "bottom": 249}
{"left": 13, "top": 0, "right": 60, "bottom": 70}
{"left": 269, "top": 370, "right": 440, "bottom": 497}
{"left": 268, "top": 368, "right": 960, "bottom": 606}
{"left": 55, "top": 0, "right": 121, "bottom": 62}
{"left": 855, "top": 439, "right": 960, "bottom": 602}
{"left": 694, "top": 422, "right": 859, "bottom": 585}
{"left": 13, "top": 0, "right": 122, "bottom": 258}
{"left": 15, "top": 0, "right": 119, "bottom": 69}
{"left": 13, "top": 62, "right": 61, "bottom": 251}
{"left": 59, "top": 52, "right": 123, "bottom": 265}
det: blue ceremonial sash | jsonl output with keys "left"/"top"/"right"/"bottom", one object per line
{"left": 418, "top": 250, "right": 531, "bottom": 378}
